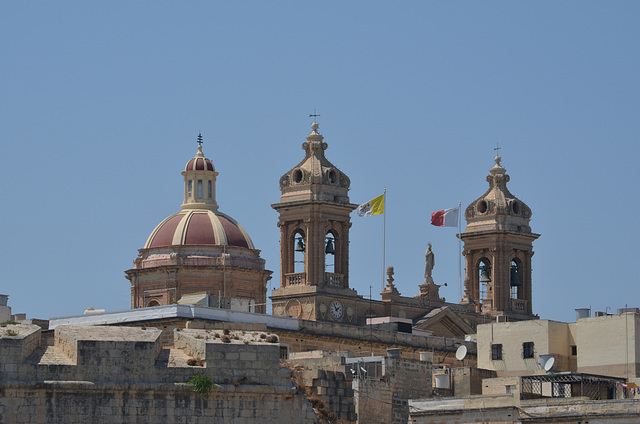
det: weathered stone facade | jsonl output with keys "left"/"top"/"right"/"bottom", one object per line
{"left": 0, "top": 324, "right": 317, "bottom": 423}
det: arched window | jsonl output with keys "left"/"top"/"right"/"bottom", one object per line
{"left": 510, "top": 259, "right": 522, "bottom": 299}
{"left": 478, "top": 258, "right": 491, "bottom": 302}
{"left": 324, "top": 230, "right": 336, "bottom": 271}
{"left": 147, "top": 300, "right": 160, "bottom": 307}
{"left": 293, "top": 230, "right": 306, "bottom": 273}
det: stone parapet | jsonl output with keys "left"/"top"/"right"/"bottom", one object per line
{"left": 0, "top": 325, "right": 318, "bottom": 423}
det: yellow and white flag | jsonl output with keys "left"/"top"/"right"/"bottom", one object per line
{"left": 357, "top": 194, "right": 384, "bottom": 217}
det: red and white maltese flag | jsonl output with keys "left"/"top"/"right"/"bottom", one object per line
{"left": 431, "top": 207, "right": 459, "bottom": 227}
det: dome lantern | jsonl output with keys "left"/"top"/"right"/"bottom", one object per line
{"left": 182, "top": 134, "right": 219, "bottom": 210}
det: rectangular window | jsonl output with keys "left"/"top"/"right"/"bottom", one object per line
{"left": 279, "top": 345, "right": 289, "bottom": 360}
{"left": 491, "top": 344, "right": 503, "bottom": 360}
{"left": 197, "top": 180, "right": 203, "bottom": 198}
{"left": 188, "top": 180, "right": 193, "bottom": 197}
{"left": 571, "top": 345, "right": 577, "bottom": 356}
{"left": 208, "top": 181, "right": 212, "bottom": 198}
{"left": 523, "top": 342, "right": 534, "bottom": 358}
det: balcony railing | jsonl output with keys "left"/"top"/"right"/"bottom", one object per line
{"left": 285, "top": 273, "right": 306, "bottom": 286}
{"left": 325, "top": 273, "right": 345, "bottom": 287}
{"left": 511, "top": 298, "right": 528, "bottom": 313}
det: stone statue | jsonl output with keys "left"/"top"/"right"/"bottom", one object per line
{"left": 424, "top": 243, "right": 435, "bottom": 285}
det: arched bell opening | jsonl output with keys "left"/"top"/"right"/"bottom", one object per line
{"left": 292, "top": 229, "right": 306, "bottom": 274}
{"left": 477, "top": 258, "right": 492, "bottom": 306}
{"left": 147, "top": 300, "right": 160, "bottom": 307}
{"left": 510, "top": 258, "right": 523, "bottom": 299}
{"left": 324, "top": 230, "right": 337, "bottom": 271}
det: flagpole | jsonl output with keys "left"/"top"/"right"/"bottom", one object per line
{"left": 382, "top": 187, "right": 387, "bottom": 292}
{"left": 458, "top": 200, "right": 462, "bottom": 301}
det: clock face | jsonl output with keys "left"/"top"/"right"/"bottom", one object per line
{"left": 330, "top": 300, "right": 343, "bottom": 320}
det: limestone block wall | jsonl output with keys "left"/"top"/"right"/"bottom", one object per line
{"left": 292, "top": 368, "right": 357, "bottom": 424}
{"left": 0, "top": 324, "right": 318, "bottom": 423}
{"left": 451, "top": 366, "right": 498, "bottom": 396}
{"left": 174, "top": 329, "right": 283, "bottom": 386}
{"left": 0, "top": 324, "right": 41, "bottom": 367}
{"left": 352, "top": 379, "right": 392, "bottom": 424}
{"left": 383, "top": 356, "right": 432, "bottom": 400}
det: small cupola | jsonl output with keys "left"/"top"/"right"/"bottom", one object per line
{"left": 181, "top": 133, "right": 219, "bottom": 210}
{"left": 464, "top": 155, "right": 532, "bottom": 234}
{"left": 278, "top": 122, "right": 351, "bottom": 204}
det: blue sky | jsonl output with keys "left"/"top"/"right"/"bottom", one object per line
{"left": 1, "top": 1, "right": 638, "bottom": 323}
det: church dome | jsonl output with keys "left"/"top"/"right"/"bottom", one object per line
{"left": 126, "top": 133, "right": 271, "bottom": 312}
{"left": 144, "top": 210, "right": 254, "bottom": 249}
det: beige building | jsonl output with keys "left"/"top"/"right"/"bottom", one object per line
{"left": 125, "top": 135, "right": 271, "bottom": 311}
{"left": 476, "top": 308, "right": 640, "bottom": 379}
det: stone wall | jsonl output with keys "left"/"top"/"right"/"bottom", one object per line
{"left": 451, "top": 366, "right": 498, "bottom": 396}
{"left": 346, "top": 352, "right": 433, "bottom": 424}
{"left": 352, "top": 379, "right": 392, "bottom": 424}
{"left": 291, "top": 368, "right": 357, "bottom": 423}
{"left": 0, "top": 324, "right": 318, "bottom": 423}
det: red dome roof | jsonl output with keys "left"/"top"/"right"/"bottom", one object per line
{"left": 144, "top": 210, "right": 254, "bottom": 249}
{"left": 185, "top": 156, "right": 215, "bottom": 172}
{"left": 184, "top": 145, "right": 215, "bottom": 172}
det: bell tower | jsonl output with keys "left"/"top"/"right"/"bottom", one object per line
{"left": 271, "top": 122, "right": 359, "bottom": 321}
{"left": 460, "top": 155, "right": 539, "bottom": 320}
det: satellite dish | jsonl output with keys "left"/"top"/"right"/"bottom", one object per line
{"left": 544, "top": 357, "right": 555, "bottom": 372}
{"left": 539, "top": 354, "right": 555, "bottom": 372}
{"left": 455, "top": 345, "right": 468, "bottom": 361}
{"left": 464, "top": 336, "right": 471, "bottom": 341}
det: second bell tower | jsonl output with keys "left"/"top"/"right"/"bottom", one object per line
{"left": 460, "top": 155, "right": 539, "bottom": 320}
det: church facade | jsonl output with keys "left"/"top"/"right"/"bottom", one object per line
{"left": 269, "top": 123, "right": 539, "bottom": 335}
{"left": 124, "top": 124, "right": 538, "bottom": 336}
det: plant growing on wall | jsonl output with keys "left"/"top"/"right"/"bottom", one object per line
{"left": 187, "top": 374, "right": 218, "bottom": 395}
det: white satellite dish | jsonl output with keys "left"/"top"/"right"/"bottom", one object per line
{"left": 455, "top": 345, "right": 468, "bottom": 361}
{"left": 539, "top": 354, "right": 555, "bottom": 372}
{"left": 464, "top": 336, "right": 471, "bottom": 341}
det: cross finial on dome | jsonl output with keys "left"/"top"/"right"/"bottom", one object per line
{"left": 493, "top": 143, "right": 502, "bottom": 166}
{"left": 197, "top": 132, "right": 203, "bottom": 146}
{"left": 309, "top": 108, "right": 321, "bottom": 122}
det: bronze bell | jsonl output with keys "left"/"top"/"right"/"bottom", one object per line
{"left": 295, "top": 238, "right": 305, "bottom": 252}
{"left": 325, "top": 238, "right": 335, "bottom": 255}
{"left": 510, "top": 265, "right": 521, "bottom": 286}
{"left": 479, "top": 266, "right": 491, "bottom": 283}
